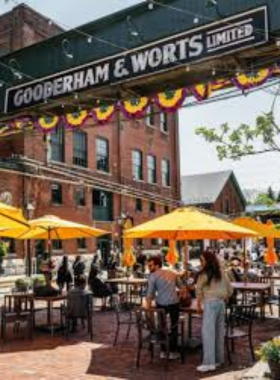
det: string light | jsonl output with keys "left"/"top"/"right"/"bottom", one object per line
{"left": 212, "top": 67, "right": 216, "bottom": 76}
{"left": 62, "top": 38, "right": 74, "bottom": 59}
{"left": 147, "top": 1, "right": 154, "bottom": 10}
{"left": 193, "top": 16, "right": 199, "bottom": 24}
{"left": 87, "top": 36, "right": 92, "bottom": 44}
{"left": 185, "top": 65, "right": 190, "bottom": 72}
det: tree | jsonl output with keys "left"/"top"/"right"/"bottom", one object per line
{"left": 267, "top": 186, "right": 275, "bottom": 201}
{"left": 277, "top": 191, "right": 280, "bottom": 203}
{"left": 254, "top": 193, "right": 275, "bottom": 206}
{"left": 196, "top": 112, "right": 280, "bottom": 160}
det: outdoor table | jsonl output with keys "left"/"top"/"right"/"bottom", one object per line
{"left": 105, "top": 278, "right": 148, "bottom": 305}
{"left": 34, "top": 294, "right": 67, "bottom": 335}
{"left": 180, "top": 299, "right": 202, "bottom": 341}
{"left": 231, "top": 282, "right": 271, "bottom": 319}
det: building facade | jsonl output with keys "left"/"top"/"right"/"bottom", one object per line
{"left": 181, "top": 171, "right": 246, "bottom": 216}
{"left": 0, "top": 5, "right": 181, "bottom": 264}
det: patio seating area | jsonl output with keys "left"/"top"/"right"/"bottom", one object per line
{"left": 0, "top": 293, "right": 279, "bottom": 380}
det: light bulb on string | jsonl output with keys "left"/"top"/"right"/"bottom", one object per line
{"left": 147, "top": 0, "right": 154, "bottom": 10}
{"left": 212, "top": 67, "right": 216, "bottom": 76}
{"left": 185, "top": 65, "right": 190, "bottom": 72}
{"left": 87, "top": 36, "right": 92, "bottom": 44}
{"left": 193, "top": 16, "right": 199, "bottom": 24}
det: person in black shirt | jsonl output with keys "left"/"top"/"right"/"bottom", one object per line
{"left": 72, "top": 255, "right": 85, "bottom": 286}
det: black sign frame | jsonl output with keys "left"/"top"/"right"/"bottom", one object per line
{"left": 5, "top": 6, "right": 268, "bottom": 113}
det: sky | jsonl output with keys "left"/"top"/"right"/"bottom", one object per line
{"left": 1, "top": 0, "right": 279, "bottom": 191}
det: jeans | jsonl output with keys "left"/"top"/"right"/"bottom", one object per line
{"left": 202, "top": 299, "right": 225, "bottom": 365}
{"left": 157, "top": 303, "right": 180, "bottom": 352}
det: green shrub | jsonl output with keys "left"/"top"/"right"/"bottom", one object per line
{"left": 256, "top": 338, "right": 280, "bottom": 363}
{"left": 15, "top": 277, "right": 31, "bottom": 291}
{"left": 32, "top": 275, "right": 45, "bottom": 288}
{"left": 0, "top": 241, "right": 8, "bottom": 257}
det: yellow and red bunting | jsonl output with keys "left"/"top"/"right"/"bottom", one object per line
{"left": 232, "top": 68, "right": 272, "bottom": 90}
{"left": 120, "top": 97, "right": 149, "bottom": 119}
{"left": 211, "top": 78, "right": 231, "bottom": 91}
{"left": 191, "top": 83, "right": 212, "bottom": 101}
{"left": 36, "top": 115, "right": 60, "bottom": 132}
{"left": 64, "top": 110, "right": 89, "bottom": 128}
{"left": 91, "top": 103, "right": 115, "bottom": 124}
{"left": 154, "top": 88, "right": 187, "bottom": 112}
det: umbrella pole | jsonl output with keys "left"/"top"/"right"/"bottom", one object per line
{"left": 184, "top": 240, "right": 188, "bottom": 268}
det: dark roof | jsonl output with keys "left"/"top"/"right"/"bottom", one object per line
{"left": 181, "top": 170, "right": 246, "bottom": 206}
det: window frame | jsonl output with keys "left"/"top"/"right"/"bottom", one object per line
{"left": 135, "top": 198, "right": 143, "bottom": 212}
{"left": 146, "top": 104, "right": 156, "bottom": 128}
{"left": 73, "top": 130, "right": 88, "bottom": 167}
{"left": 147, "top": 155, "right": 157, "bottom": 184}
{"left": 161, "top": 159, "right": 171, "bottom": 187}
{"left": 75, "top": 187, "right": 86, "bottom": 207}
{"left": 96, "top": 137, "right": 110, "bottom": 173}
{"left": 50, "top": 125, "right": 65, "bottom": 163}
{"left": 132, "top": 149, "right": 143, "bottom": 181}
{"left": 51, "top": 183, "right": 63, "bottom": 205}
{"left": 160, "top": 112, "right": 169, "bottom": 134}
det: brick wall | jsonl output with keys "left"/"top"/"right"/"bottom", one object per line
{"left": 213, "top": 178, "right": 245, "bottom": 215}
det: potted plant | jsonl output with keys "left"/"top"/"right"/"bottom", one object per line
{"left": 15, "top": 277, "right": 31, "bottom": 292}
{"left": 256, "top": 338, "right": 280, "bottom": 379}
{"left": 32, "top": 275, "right": 45, "bottom": 289}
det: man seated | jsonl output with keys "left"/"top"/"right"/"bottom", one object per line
{"left": 34, "top": 272, "right": 60, "bottom": 297}
{"left": 66, "top": 275, "right": 92, "bottom": 331}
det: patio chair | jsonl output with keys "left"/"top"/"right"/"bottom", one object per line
{"left": 225, "top": 303, "right": 256, "bottom": 364}
{"left": 112, "top": 294, "right": 137, "bottom": 345}
{"left": 135, "top": 308, "right": 185, "bottom": 367}
{"left": 1, "top": 294, "right": 34, "bottom": 342}
{"left": 61, "top": 292, "right": 93, "bottom": 340}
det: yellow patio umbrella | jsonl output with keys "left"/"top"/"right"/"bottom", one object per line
{"left": 233, "top": 217, "right": 280, "bottom": 239}
{"left": 0, "top": 202, "right": 29, "bottom": 230}
{"left": 122, "top": 238, "right": 135, "bottom": 267}
{"left": 0, "top": 215, "right": 109, "bottom": 240}
{"left": 265, "top": 220, "right": 278, "bottom": 266}
{"left": 124, "top": 207, "right": 257, "bottom": 240}
{"left": 165, "top": 240, "right": 179, "bottom": 265}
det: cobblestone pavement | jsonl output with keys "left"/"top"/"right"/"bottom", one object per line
{"left": 0, "top": 306, "right": 278, "bottom": 380}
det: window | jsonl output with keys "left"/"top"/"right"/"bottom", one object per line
{"left": 73, "top": 130, "right": 87, "bottom": 167}
{"left": 162, "top": 159, "right": 170, "bottom": 187}
{"left": 132, "top": 150, "right": 143, "bottom": 180}
{"left": 135, "top": 198, "right": 142, "bottom": 212}
{"left": 160, "top": 113, "right": 169, "bottom": 133}
{"left": 149, "top": 201, "right": 156, "bottom": 213}
{"left": 77, "top": 238, "right": 86, "bottom": 250}
{"left": 52, "top": 240, "right": 62, "bottom": 250}
{"left": 50, "top": 125, "right": 65, "bottom": 162}
{"left": 51, "top": 183, "right": 62, "bottom": 205}
{"left": 164, "top": 205, "right": 169, "bottom": 214}
{"left": 92, "top": 189, "right": 113, "bottom": 221}
{"left": 146, "top": 104, "right": 155, "bottom": 127}
{"left": 96, "top": 138, "right": 109, "bottom": 172}
{"left": 75, "top": 188, "right": 86, "bottom": 206}
{"left": 151, "top": 238, "right": 158, "bottom": 247}
{"left": 147, "top": 155, "right": 157, "bottom": 184}
{"left": 224, "top": 199, "right": 230, "bottom": 214}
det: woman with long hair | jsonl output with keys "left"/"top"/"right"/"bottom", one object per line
{"left": 196, "top": 250, "right": 233, "bottom": 373}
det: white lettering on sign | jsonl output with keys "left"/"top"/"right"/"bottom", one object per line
{"left": 6, "top": 7, "right": 267, "bottom": 113}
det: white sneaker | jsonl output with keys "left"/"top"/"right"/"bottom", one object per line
{"left": 160, "top": 351, "right": 167, "bottom": 359}
{"left": 196, "top": 364, "right": 216, "bottom": 373}
{"left": 169, "top": 352, "right": 180, "bottom": 360}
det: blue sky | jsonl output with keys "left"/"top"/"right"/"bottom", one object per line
{"left": 1, "top": 0, "right": 279, "bottom": 191}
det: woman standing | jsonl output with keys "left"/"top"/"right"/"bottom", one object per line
{"left": 196, "top": 250, "right": 233, "bottom": 373}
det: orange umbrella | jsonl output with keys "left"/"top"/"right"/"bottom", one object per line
{"left": 165, "top": 240, "right": 179, "bottom": 265}
{"left": 265, "top": 220, "right": 278, "bottom": 266}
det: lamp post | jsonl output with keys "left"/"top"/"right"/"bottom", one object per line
{"left": 26, "top": 202, "right": 35, "bottom": 277}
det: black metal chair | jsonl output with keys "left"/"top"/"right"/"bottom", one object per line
{"left": 135, "top": 308, "right": 185, "bottom": 367}
{"left": 61, "top": 292, "right": 93, "bottom": 340}
{"left": 1, "top": 294, "right": 34, "bottom": 342}
{"left": 112, "top": 294, "right": 137, "bottom": 345}
{"left": 225, "top": 303, "right": 256, "bottom": 364}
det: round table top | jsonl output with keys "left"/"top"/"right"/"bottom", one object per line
{"left": 105, "top": 277, "right": 148, "bottom": 285}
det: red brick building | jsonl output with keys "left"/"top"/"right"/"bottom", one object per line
{"left": 0, "top": 5, "right": 181, "bottom": 264}
{"left": 181, "top": 170, "right": 246, "bottom": 216}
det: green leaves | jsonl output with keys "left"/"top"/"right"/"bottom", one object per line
{"left": 195, "top": 112, "right": 280, "bottom": 160}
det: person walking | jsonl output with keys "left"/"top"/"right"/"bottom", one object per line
{"left": 145, "top": 255, "right": 184, "bottom": 360}
{"left": 57, "top": 256, "right": 73, "bottom": 291}
{"left": 196, "top": 250, "right": 233, "bottom": 373}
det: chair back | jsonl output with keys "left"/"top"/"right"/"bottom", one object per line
{"left": 226, "top": 303, "right": 256, "bottom": 334}
{"left": 66, "top": 291, "right": 92, "bottom": 319}
{"left": 135, "top": 308, "right": 168, "bottom": 342}
{"left": 3, "top": 294, "right": 34, "bottom": 315}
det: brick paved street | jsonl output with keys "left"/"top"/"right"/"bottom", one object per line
{"left": 0, "top": 305, "right": 278, "bottom": 380}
